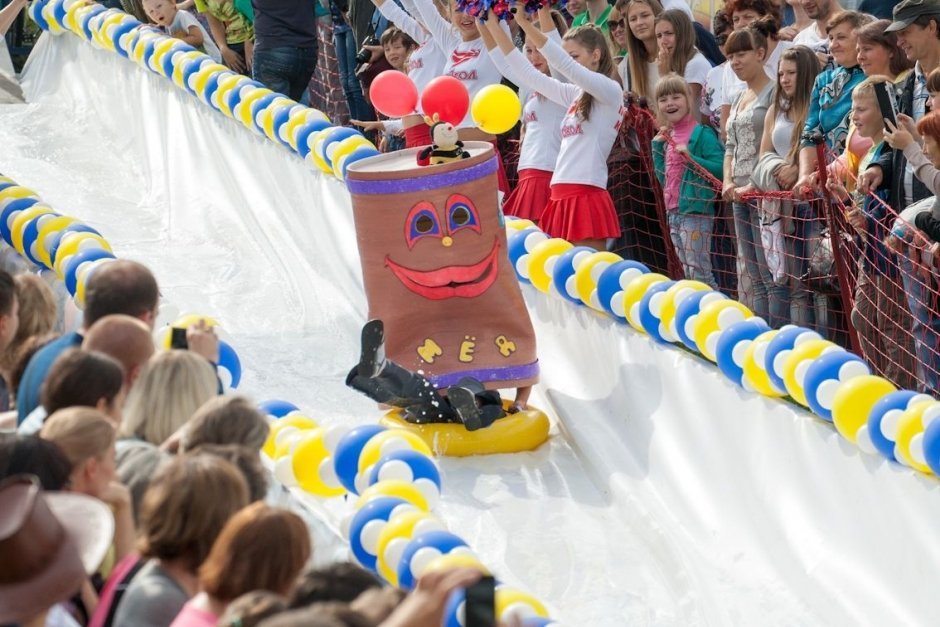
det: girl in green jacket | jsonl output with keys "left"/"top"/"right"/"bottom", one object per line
{"left": 652, "top": 73, "right": 725, "bottom": 288}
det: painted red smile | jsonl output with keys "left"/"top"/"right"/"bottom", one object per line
{"left": 385, "top": 239, "right": 500, "bottom": 300}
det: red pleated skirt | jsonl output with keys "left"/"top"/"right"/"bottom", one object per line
{"left": 404, "top": 123, "right": 432, "bottom": 148}
{"left": 540, "top": 183, "right": 622, "bottom": 242}
{"left": 502, "top": 168, "right": 552, "bottom": 222}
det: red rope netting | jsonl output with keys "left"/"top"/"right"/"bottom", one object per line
{"left": 306, "top": 25, "right": 940, "bottom": 393}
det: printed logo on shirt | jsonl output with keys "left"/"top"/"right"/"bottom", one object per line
{"left": 409, "top": 58, "right": 424, "bottom": 70}
{"left": 451, "top": 49, "right": 481, "bottom": 67}
{"left": 613, "top": 105, "right": 626, "bottom": 131}
{"left": 561, "top": 123, "right": 583, "bottom": 138}
{"left": 523, "top": 110, "right": 538, "bottom": 123}
{"left": 447, "top": 69, "right": 478, "bottom": 81}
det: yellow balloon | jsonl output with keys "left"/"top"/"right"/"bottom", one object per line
{"left": 358, "top": 429, "right": 433, "bottom": 473}
{"left": 171, "top": 50, "right": 207, "bottom": 89}
{"left": 11, "top": 205, "right": 55, "bottom": 255}
{"left": 35, "top": 216, "right": 77, "bottom": 269}
{"left": 421, "top": 552, "right": 489, "bottom": 577}
{"left": 831, "top": 375, "right": 897, "bottom": 444}
{"left": 505, "top": 218, "right": 535, "bottom": 232}
{"left": 624, "top": 273, "right": 669, "bottom": 332}
{"left": 496, "top": 587, "right": 550, "bottom": 620}
{"left": 259, "top": 97, "right": 297, "bottom": 141}
{"left": 527, "top": 238, "right": 573, "bottom": 294}
{"left": 214, "top": 75, "right": 247, "bottom": 117}
{"left": 308, "top": 128, "right": 340, "bottom": 174}
{"left": 376, "top": 511, "right": 444, "bottom": 585}
{"left": 330, "top": 135, "right": 375, "bottom": 178}
{"left": 782, "top": 340, "right": 839, "bottom": 407}
{"left": 149, "top": 38, "right": 178, "bottom": 73}
{"left": 0, "top": 186, "right": 37, "bottom": 207}
{"left": 471, "top": 84, "right": 522, "bottom": 135}
{"left": 75, "top": 258, "right": 116, "bottom": 310}
{"left": 574, "top": 251, "right": 622, "bottom": 311}
{"left": 693, "top": 300, "right": 753, "bottom": 362}
{"left": 894, "top": 401, "right": 940, "bottom": 474}
{"left": 284, "top": 107, "right": 330, "bottom": 151}
{"left": 262, "top": 414, "right": 319, "bottom": 458}
{"left": 742, "top": 330, "right": 786, "bottom": 397}
{"left": 355, "top": 479, "right": 430, "bottom": 511}
{"left": 658, "top": 280, "right": 713, "bottom": 343}
{"left": 54, "top": 232, "right": 112, "bottom": 279}
{"left": 293, "top": 428, "right": 347, "bottom": 497}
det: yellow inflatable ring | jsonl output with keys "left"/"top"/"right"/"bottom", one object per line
{"left": 379, "top": 400, "right": 550, "bottom": 457}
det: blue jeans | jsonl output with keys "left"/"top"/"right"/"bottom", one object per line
{"left": 898, "top": 257, "right": 940, "bottom": 392}
{"left": 668, "top": 212, "right": 718, "bottom": 288}
{"left": 333, "top": 24, "right": 374, "bottom": 121}
{"left": 733, "top": 201, "right": 790, "bottom": 327}
{"left": 252, "top": 45, "right": 318, "bottom": 102}
{"left": 786, "top": 202, "right": 828, "bottom": 334}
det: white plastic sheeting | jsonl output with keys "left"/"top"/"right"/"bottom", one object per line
{"left": 2, "top": 32, "right": 940, "bottom": 626}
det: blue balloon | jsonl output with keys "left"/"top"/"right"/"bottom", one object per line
{"left": 596, "top": 260, "right": 649, "bottom": 324}
{"left": 51, "top": 0, "right": 68, "bottom": 30}
{"left": 247, "top": 92, "right": 280, "bottom": 132}
{"left": 349, "top": 496, "right": 413, "bottom": 572}
{"left": 550, "top": 246, "right": 594, "bottom": 305}
{"left": 368, "top": 449, "right": 441, "bottom": 494}
{"left": 715, "top": 319, "right": 771, "bottom": 387}
{"left": 141, "top": 37, "right": 159, "bottom": 71}
{"left": 183, "top": 57, "right": 213, "bottom": 96}
{"left": 443, "top": 588, "right": 465, "bottom": 627}
{"left": 109, "top": 19, "right": 139, "bottom": 56}
{"left": 320, "top": 127, "right": 362, "bottom": 169}
{"left": 21, "top": 212, "right": 60, "bottom": 267}
{"left": 47, "top": 224, "right": 101, "bottom": 268}
{"left": 638, "top": 280, "right": 676, "bottom": 344}
{"left": 923, "top": 418, "right": 940, "bottom": 475}
{"left": 294, "top": 119, "right": 332, "bottom": 159}
{"left": 507, "top": 227, "right": 546, "bottom": 285}
{"left": 225, "top": 81, "right": 258, "bottom": 115}
{"left": 64, "top": 248, "right": 115, "bottom": 295}
{"left": 764, "top": 326, "right": 821, "bottom": 395}
{"left": 397, "top": 530, "right": 469, "bottom": 590}
{"left": 0, "top": 182, "right": 16, "bottom": 193}
{"left": 333, "top": 424, "right": 387, "bottom": 494}
{"left": 198, "top": 70, "right": 225, "bottom": 107}
{"left": 258, "top": 399, "right": 300, "bottom": 418}
{"left": 272, "top": 105, "right": 297, "bottom": 148}
{"left": 867, "top": 390, "right": 931, "bottom": 461}
{"left": 674, "top": 290, "right": 727, "bottom": 352}
{"left": 161, "top": 43, "right": 196, "bottom": 80}
{"left": 218, "top": 340, "right": 242, "bottom": 389}
{"left": 803, "top": 351, "right": 870, "bottom": 421}
{"left": 0, "top": 198, "right": 40, "bottom": 246}
{"left": 339, "top": 146, "right": 380, "bottom": 179}
{"left": 29, "top": 0, "right": 50, "bottom": 31}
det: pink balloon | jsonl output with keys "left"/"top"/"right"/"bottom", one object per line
{"left": 370, "top": 71, "right": 419, "bottom": 118}
{"left": 420, "top": 76, "right": 470, "bottom": 126}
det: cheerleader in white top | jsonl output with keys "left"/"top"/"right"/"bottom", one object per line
{"left": 481, "top": 13, "right": 623, "bottom": 249}
{"left": 412, "top": 0, "right": 512, "bottom": 193}
{"left": 478, "top": 7, "right": 566, "bottom": 222}
{"left": 370, "top": 0, "right": 448, "bottom": 147}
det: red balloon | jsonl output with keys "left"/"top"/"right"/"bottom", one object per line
{"left": 370, "top": 70, "right": 419, "bottom": 118}
{"left": 420, "top": 76, "right": 470, "bottom": 126}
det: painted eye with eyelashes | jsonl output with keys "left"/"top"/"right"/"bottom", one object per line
{"left": 405, "top": 201, "right": 441, "bottom": 249}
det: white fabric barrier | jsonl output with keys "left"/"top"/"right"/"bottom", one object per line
{"left": 2, "top": 32, "right": 940, "bottom": 625}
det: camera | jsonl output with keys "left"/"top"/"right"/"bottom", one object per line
{"left": 355, "top": 36, "right": 378, "bottom": 65}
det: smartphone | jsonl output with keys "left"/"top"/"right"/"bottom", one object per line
{"left": 874, "top": 81, "right": 898, "bottom": 129}
{"left": 170, "top": 327, "right": 188, "bottom": 350}
{"left": 464, "top": 575, "right": 496, "bottom": 627}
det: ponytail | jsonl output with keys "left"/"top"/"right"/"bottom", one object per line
{"left": 564, "top": 25, "right": 617, "bottom": 122}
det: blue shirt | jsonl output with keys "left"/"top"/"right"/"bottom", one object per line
{"left": 801, "top": 65, "right": 866, "bottom": 153}
{"left": 16, "top": 331, "right": 83, "bottom": 425}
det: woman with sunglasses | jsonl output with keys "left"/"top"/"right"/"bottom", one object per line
{"left": 606, "top": 5, "right": 630, "bottom": 86}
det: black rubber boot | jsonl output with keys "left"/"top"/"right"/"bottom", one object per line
{"left": 357, "top": 319, "right": 386, "bottom": 378}
{"left": 447, "top": 386, "right": 484, "bottom": 431}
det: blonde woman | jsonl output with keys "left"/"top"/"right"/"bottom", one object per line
{"left": 41, "top": 407, "right": 136, "bottom": 562}
{"left": 623, "top": 0, "right": 664, "bottom": 100}
{"left": 119, "top": 350, "right": 219, "bottom": 447}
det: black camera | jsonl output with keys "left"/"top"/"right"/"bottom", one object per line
{"left": 355, "top": 36, "right": 378, "bottom": 65}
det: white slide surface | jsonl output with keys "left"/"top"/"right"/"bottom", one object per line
{"left": 1, "top": 33, "right": 939, "bottom": 626}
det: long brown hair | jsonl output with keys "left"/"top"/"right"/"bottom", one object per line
{"left": 654, "top": 9, "right": 698, "bottom": 77}
{"left": 856, "top": 19, "right": 913, "bottom": 78}
{"left": 622, "top": 0, "right": 663, "bottom": 98}
{"left": 564, "top": 25, "right": 617, "bottom": 121}
{"left": 775, "top": 45, "right": 821, "bottom": 163}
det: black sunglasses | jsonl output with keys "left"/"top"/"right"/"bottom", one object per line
{"left": 609, "top": 18, "right": 626, "bottom": 29}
